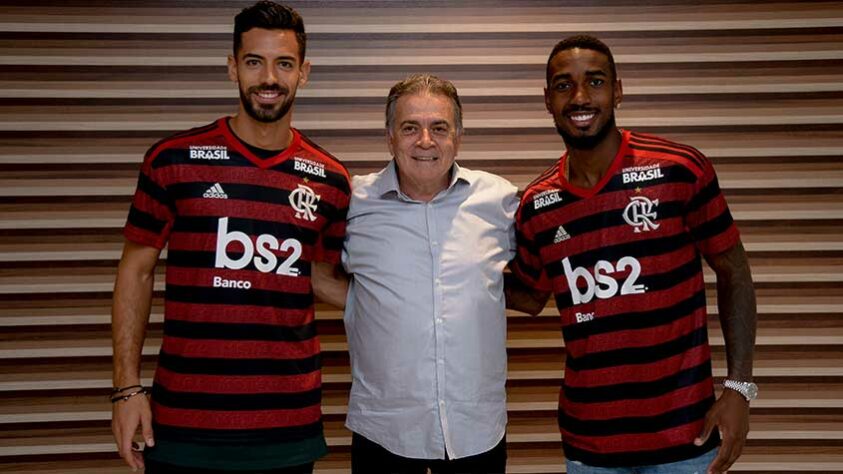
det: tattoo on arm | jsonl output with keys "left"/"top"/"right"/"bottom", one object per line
{"left": 706, "top": 242, "right": 757, "bottom": 381}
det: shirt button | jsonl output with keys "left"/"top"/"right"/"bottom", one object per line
{"left": 438, "top": 358, "right": 444, "bottom": 365}
{"left": 436, "top": 318, "right": 443, "bottom": 324}
{"left": 436, "top": 279, "right": 442, "bottom": 285}
{"left": 432, "top": 241, "right": 439, "bottom": 247}
{"left": 439, "top": 400, "right": 445, "bottom": 406}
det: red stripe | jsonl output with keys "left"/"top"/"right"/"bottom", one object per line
{"left": 153, "top": 403, "right": 321, "bottom": 430}
{"left": 165, "top": 267, "right": 311, "bottom": 293}
{"left": 564, "top": 343, "right": 711, "bottom": 388}
{"left": 565, "top": 307, "right": 707, "bottom": 357}
{"left": 161, "top": 336, "right": 320, "bottom": 360}
{"left": 562, "top": 421, "right": 703, "bottom": 454}
{"left": 154, "top": 367, "right": 320, "bottom": 394}
{"left": 164, "top": 301, "right": 312, "bottom": 325}
{"left": 562, "top": 378, "right": 713, "bottom": 421}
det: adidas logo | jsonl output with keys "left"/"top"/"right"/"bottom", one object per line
{"left": 203, "top": 183, "right": 228, "bottom": 199}
{"left": 554, "top": 225, "right": 570, "bottom": 243}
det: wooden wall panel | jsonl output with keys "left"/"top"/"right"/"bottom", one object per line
{"left": 0, "top": 1, "right": 841, "bottom": 472}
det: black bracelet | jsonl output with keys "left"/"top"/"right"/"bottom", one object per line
{"left": 110, "top": 388, "right": 148, "bottom": 403}
{"left": 111, "top": 384, "right": 143, "bottom": 394}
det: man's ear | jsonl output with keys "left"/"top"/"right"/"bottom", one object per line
{"left": 227, "top": 55, "right": 238, "bottom": 83}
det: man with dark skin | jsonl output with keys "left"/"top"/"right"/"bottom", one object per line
{"left": 507, "top": 35, "right": 757, "bottom": 474}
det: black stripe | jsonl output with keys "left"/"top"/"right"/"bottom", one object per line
{"left": 559, "top": 394, "right": 715, "bottom": 437}
{"left": 562, "top": 290, "right": 706, "bottom": 341}
{"left": 545, "top": 229, "right": 693, "bottom": 279}
{"left": 152, "top": 384, "right": 320, "bottom": 411}
{"left": 167, "top": 182, "right": 341, "bottom": 218}
{"left": 320, "top": 235, "right": 345, "bottom": 253}
{"left": 563, "top": 359, "right": 712, "bottom": 403}
{"left": 566, "top": 325, "right": 708, "bottom": 372}
{"left": 166, "top": 284, "right": 313, "bottom": 309}
{"left": 171, "top": 216, "right": 319, "bottom": 245}
{"left": 601, "top": 162, "right": 697, "bottom": 193}
{"left": 537, "top": 200, "right": 686, "bottom": 255}
{"left": 164, "top": 319, "right": 316, "bottom": 342}
{"left": 689, "top": 209, "right": 735, "bottom": 244}
{"left": 127, "top": 206, "right": 168, "bottom": 234}
{"left": 153, "top": 421, "right": 323, "bottom": 445}
{"left": 562, "top": 433, "right": 719, "bottom": 468}
{"left": 158, "top": 351, "right": 321, "bottom": 376}
{"left": 152, "top": 147, "right": 252, "bottom": 168}
{"left": 686, "top": 175, "right": 722, "bottom": 214}
{"left": 166, "top": 249, "right": 315, "bottom": 275}
{"left": 512, "top": 255, "right": 543, "bottom": 282}
{"left": 136, "top": 172, "right": 171, "bottom": 207}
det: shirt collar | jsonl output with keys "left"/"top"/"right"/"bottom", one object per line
{"left": 376, "top": 159, "right": 471, "bottom": 199}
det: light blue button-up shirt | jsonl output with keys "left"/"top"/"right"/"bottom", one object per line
{"left": 342, "top": 160, "right": 518, "bottom": 460}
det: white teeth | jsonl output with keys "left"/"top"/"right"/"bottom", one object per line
{"left": 257, "top": 91, "right": 278, "bottom": 98}
{"left": 571, "top": 112, "right": 595, "bottom": 121}
{"left": 413, "top": 156, "right": 437, "bottom": 161}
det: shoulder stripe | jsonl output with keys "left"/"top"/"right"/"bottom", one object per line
{"left": 526, "top": 162, "right": 560, "bottom": 190}
{"left": 146, "top": 120, "right": 222, "bottom": 164}
{"left": 298, "top": 132, "right": 349, "bottom": 177}
{"left": 629, "top": 133, "right": 706, "bottom": 171}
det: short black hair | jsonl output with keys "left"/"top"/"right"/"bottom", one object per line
{"left": 546, "top": 35, "right": 617, "bottom": 86}
{"left": 233, "top": 1, "right": 306, "bottom": 62}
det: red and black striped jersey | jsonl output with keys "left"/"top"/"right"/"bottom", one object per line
{"left": 124, "top": 118, "right": 350, "bottom": 470}
{"left": 513, "top": 130, "right": 740, "bottom": 467}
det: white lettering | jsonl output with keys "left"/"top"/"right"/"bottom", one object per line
{"left": 562, "top": 256, "right": 647, "bottom": 305}
{"left": 214, "top": 218, "right": 302, "bottom": 276}
{"left": 575, "top": 312, "right": 595, "bottom": 323}
{"left": 212, "top": 275, "right": 252, "bottom": 289}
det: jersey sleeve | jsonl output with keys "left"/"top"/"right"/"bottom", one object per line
{"left": 315, "top": 176, "right": 351, "bottom": 265}
{"left": 511, "top": 192, "right": 552, "bottom": 292}
{"left": 123, "top": 147, "right": 175, "bottom": 249}
{"left": 685, "top": 158, "right": 740, "bottom": 257}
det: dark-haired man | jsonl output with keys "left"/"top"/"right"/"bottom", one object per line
{"left": 507, "top": 35, "right": 757, "bottom": 474}
{"left": 110, "top": 2, "right": 350, "bottom": 472}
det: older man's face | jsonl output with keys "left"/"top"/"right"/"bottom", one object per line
{"left": 388, "top": 92, "right": 461, "bottom": 199}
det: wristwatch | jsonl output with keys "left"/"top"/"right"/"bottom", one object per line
{"left": 723, "top": 380, "right": 758, "bottom": 402}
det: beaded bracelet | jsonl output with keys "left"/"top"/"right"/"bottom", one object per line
{"left": 111, "top": 384, "right": 143, "bottom": 394}
{"left": 110, "top": 388, "right": 148, "bottom": 404}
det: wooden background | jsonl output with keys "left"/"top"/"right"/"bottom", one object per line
{"left": 0, "top": 1, "right": 841, "bottom": 472}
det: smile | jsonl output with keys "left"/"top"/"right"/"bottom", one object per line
{"left": 569, "top": 111, "right": 596, "bottom": 124}
{"left": 412, "top": 156, "right": 438, "bottom": 161}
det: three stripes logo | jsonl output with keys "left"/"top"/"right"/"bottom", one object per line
{"left": 554, "top": 225, "right": 571, "bottom": 243}
{"left": 203, "top": 183, "right": 228, "bottom": 199}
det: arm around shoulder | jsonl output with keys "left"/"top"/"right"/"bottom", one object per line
{"left": 312, "top": 262, "right": 350, "bottom": 309}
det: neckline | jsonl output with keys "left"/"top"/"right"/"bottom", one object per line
{"left": 558, "top": 129, "right": 630, "bottom": 199}
{"left": 219, "top": 117, "right": 301, "bottom": 169}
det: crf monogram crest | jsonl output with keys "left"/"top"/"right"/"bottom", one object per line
{"left": 288, "top": 184, "right": 320, "bottom": 221}
{"left": 623, "top": 195, "right": 660, "bottom": 233}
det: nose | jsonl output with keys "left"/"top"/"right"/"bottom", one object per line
{"left": 571, "top": 84, "right": 590, "bottom": 106}
{"left": 261, "top": 65, "right": 278, "bottom": 85}
{"left": 417, "top": 128, "right": 434, "bottom": 147}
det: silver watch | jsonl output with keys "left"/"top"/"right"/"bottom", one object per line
{"left": 723, "top": 380, "right": 758, "bottom": 402}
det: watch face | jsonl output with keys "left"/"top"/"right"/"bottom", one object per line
{"left": 745, "top": 382, "right": 758, "bottom": 400}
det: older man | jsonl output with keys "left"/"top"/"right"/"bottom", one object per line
{"left": 338, "top": 74, "right": 518, "bottom": 473}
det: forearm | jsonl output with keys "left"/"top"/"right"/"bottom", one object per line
{"left": 711, "top": 243, "right": 757, "bottom": 381}
{"left": 504, "top": 272, "right": 550, "bottom": 316}
{"left": 111, "top": 244, "right": 159, "bottom": 387}
{"left": 312, "top": 262, "right": 349, "bottom": 309}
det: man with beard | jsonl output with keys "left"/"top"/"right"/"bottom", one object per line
{"left": 506, "top": 35, "right": 757, "bottom": 474}
{"left": 110, "top": 2, "right": 350, "bottom": 472}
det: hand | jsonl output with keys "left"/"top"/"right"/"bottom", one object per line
{"left": 111, "top": 392, "right": 154, "bottom": 470}
{"left": 694, "top": 388, "right": 750, "bottom": 473}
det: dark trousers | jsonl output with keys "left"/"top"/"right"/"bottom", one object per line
{"left": 351, "top": 432, "right": 507, "bottom": 474}
{"left": 143, "top": 459, "right": 314, "bottom": 474}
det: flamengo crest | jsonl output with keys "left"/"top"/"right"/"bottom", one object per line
{"left": 289, "top": 184, "right": 321, "bottom": 221}
{"left": 623, "top": 195, "right": 660, "bottom": 233}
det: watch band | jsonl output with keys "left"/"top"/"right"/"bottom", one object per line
{"left": 723, "top": 379, "right": 758, "bottom": 402}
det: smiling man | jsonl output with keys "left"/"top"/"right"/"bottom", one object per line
{"left": 338, "top": 74, "right": 518, "bottom": 473}
{"left": 507, "top": 35, "right": 758, "bottom": 474}
{"left": 110, "top": 2, "right": 350, "bottom": 473}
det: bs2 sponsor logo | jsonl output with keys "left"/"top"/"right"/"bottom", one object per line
{"left": 214, "top": 218, "right": 302, "bottom": 283}
{"left": 562, "top": 256, "right": 647, "bottom": 305}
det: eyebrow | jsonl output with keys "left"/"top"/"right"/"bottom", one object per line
{"left": 550, "top": 69, "right": 609, "bottom": 82}
{"left": 241, "top": 53, "right": 297, "bottom": 62}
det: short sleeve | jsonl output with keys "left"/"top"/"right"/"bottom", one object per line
{"left": 685, "top": 159, "right": 740, "bottom": 257}
{"left": 511, "top": 192, "right": 552, "bottom": 292}
{"left": 314, "top": 178, "right": 351, "bottom": 265}
{"left": 123, "top": 148, "right": 175, "bottom": 249}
